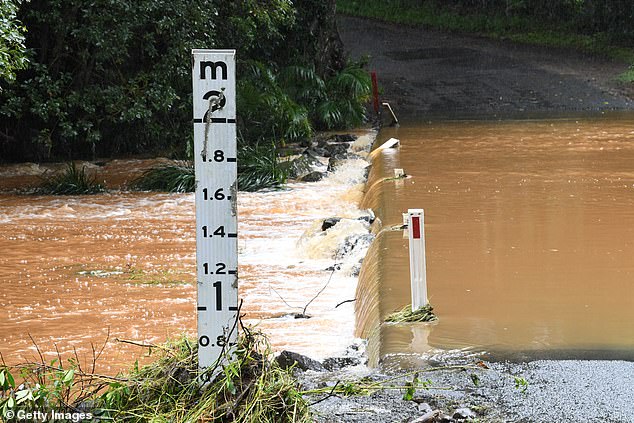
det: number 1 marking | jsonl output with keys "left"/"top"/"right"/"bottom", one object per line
{"left": 213, "top": 281, "right": 222, "bottom": 311}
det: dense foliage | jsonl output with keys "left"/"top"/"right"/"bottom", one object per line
{"left": 0, "top": 0, "right": 368, "bottom": 163}
{"left": 0, "top": 0, "right": 28, "bottom": 84}
{"left": 354, "top": 0, "right": 634, "bottom": 43}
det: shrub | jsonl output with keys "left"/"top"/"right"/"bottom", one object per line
{"left": 38, "top": 162, "right": 105, "bottom": 195}
{"left": 133, "top": 143, "right": 290, "bottom": 194}
{"left": 132, "top": 162, "right": 195, "bottom": 193}
{"left": 237, "top": 144, "right": 289, "bottom": 192}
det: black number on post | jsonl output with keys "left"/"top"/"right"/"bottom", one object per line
{"left": 214, "top": 150, "right": 224, "bottom": 162}
{"left": 199, "top": 335, "right": 210, "bottom": 347}
{"left": 217, "top": 335, "right": 226, "bottom": 347}
{"left": 202, "top": 226, "right": 227, "bottom": 238}
{"left": 213, "top": 281, "right": 222, "bottom": 310}
{"left": 202, "top": 262, "right": 226, "bottom": 275}
{"left": 202, "top": 188, "right": 226, "bottom": 200}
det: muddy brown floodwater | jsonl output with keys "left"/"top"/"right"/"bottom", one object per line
{"left": 0, "top": 145, "right": 373, "bottom": 374}
{"left": 357, "top": 114, "right": 634, "bottom": 366}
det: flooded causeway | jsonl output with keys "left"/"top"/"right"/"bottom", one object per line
{"left": 358, "top": 114, "right": 634, "bottom": 364}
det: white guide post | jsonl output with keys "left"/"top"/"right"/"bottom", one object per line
{"left": 192, "top": 49, "right": 238, "bottom": 377}
{"left": 407, "top": 209, "right": 428, "bottom": 311}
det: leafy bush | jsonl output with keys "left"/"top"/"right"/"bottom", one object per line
{"left": 133, "top": 143, "right": 290, "bottom": 193}
{"left": 237, "top": 144, "right": 289, "bottom": 192}
{"left": 38, "top": 162, "right": 105, "bottom": 195}
{"left": 132, "top": 162, "right": 195, "bottom": 193}
{"left": 238, "top": 61, "right": 313, "bottom": 146}
{"left": 238, "top": 61, "right": 371, "bottom": 146}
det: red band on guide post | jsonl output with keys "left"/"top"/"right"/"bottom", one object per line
{"left": 411, "top": 216, "right": 421, "bottom": 239}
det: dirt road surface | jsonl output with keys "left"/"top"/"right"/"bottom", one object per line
{"left": 338, "top": 15, "right": 634, "bottom": 120}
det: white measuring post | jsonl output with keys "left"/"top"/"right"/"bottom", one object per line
{"left": 192, "top": 49, "right": 239, "bottom": 378}
{"left": 407, "top": 209, "right": 428, "bottom": 311}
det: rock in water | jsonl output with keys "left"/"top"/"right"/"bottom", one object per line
{"left": 275, "top": 350, "right": 325, "bottom": 372}
{"left": 300, "top": 171, "right": 326, "bottom": 182}
{"left": 322, "top": 217, "right": 341, "bottom": 231}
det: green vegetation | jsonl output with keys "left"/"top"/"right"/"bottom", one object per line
{"left": 133, "top": 162, "right": 195, "bottom": 193}
{"left": 0, "top": 0, "right": 28, "bottom": 83}
{"left": 514, "top": 376, "right": 529, "bottom": 393}
{"left": 237, "top": 144, "right": 289, "bottom": 192}
{"left": 402, "top": 373, "right": 432, "bottom": 401}
{"left": 0, "top": 332, "right": 312, "bottom": 422}
{"left": 0, "top": 0, "right": 371, "bottom": 172}
{"left": 98, "top": 333, "right": 310, "bottom": 422}
{"left": 37, "top": 162, "right": 105, "bottom": 195}
{"left": 385, "top": 304, "right": 438, "bottom": 323}
{"left": 338, "top": 0, "right": 634, "bottom": 64}
{"left": 132, "top": 143, "right": 290, "bottom": 193}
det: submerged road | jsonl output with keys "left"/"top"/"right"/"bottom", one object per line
{"left": 338, "top": 15, "right": 634, "bottom": 119}
{"left": 330, "top": 15, "right": 634, "bottom": 423}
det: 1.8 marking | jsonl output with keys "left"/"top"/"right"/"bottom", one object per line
{"left": 201, "top": 149, "right": 236, "bottom": 163}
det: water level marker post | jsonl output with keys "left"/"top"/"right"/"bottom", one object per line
{"left": 407, "top": 209, "right": 428, "bottom": 311}
{"left": 192, "top": 49, "right": 239, "bottom": 379}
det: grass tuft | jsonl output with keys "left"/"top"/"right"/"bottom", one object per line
{"left": 385, "top": 304, "right": 437, "bottom": 323}
{"left": 96, "top": 331, "right": 311, "bottom": 422}
{"left": 132, "top": 161, "right": 195, "bottom": 193}
{"left": 132, "top": 144, "right": 289, "bottom": 194}
{"left": 38, "top": 162, "right": 106, "bottom": 195}
{"left": 1, "top": 330, "right": 312, "bottom": 423}
{"left": 237, "top": 144, "right": 288, "bottom": 192}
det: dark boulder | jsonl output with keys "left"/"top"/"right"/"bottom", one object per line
{"left": 322, "top": 217, "right": 341, "bottom": 231}
{"left": 323, "top": 142, "right": 350, "bottom": 158}
{"left": 301, "top": 171, "right": 326, "bottom": 182}
{"left": 276, "top": 350, "right": 325, "bottom": 372}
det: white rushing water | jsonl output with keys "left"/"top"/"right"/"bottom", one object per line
{"left": 0, "top": 132, "right": 376, "bottom": 370}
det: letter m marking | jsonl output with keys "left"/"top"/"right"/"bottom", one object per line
{"left": 200, "top": 61, "right": 228, "bottom": 80}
